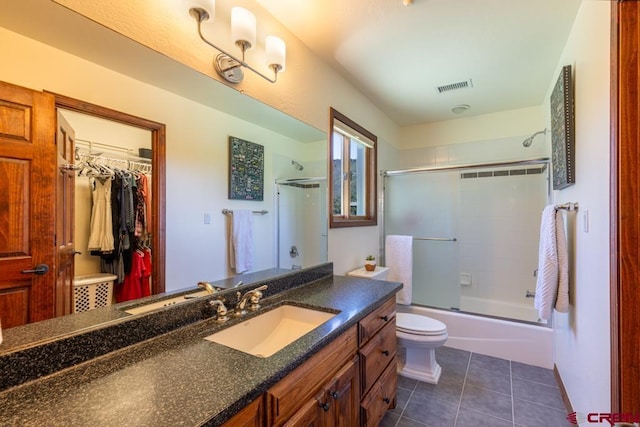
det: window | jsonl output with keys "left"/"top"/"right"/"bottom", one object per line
{"left": 329, "top": 108, "right": 377, "bottom": 228}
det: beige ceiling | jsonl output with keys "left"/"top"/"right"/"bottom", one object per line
{"left": 256, "top": 0, "right": 582, "bottom": 126}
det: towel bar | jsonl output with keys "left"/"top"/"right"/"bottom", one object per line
{"left": 414, "top": 237, "right": 457, "bottom": 242}
{"left": 222, "top": 209, "right": 268, "bottom": 215}
{"left": 554, "top": 202, "right": 578, "bottom": 211}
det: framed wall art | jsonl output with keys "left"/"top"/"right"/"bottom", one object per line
{"left": 228, "top": 136, "right": 264, "bottom": 201}
{"left": 550, "top": 64, "right": 576, "bottom": 190}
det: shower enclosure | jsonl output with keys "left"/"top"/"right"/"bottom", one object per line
{"left": 383, "top": 158, "right": 550, "bottom": 324}
{"left": 276, "top": 178, "right": 328, "bottom": 269}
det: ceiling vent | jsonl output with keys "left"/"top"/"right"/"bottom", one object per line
{"left": 436, "top": 79, "right": 473, "bottom": 94}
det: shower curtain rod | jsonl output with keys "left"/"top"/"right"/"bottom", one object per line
{"left": 381, "top": 157, "right": 550, "bottom": 176}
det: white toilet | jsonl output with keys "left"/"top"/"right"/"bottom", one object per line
{"left": 347, "top": 266, "right": 448, "bottom": 384}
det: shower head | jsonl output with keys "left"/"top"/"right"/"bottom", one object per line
{"left": 522, "top": 129, "right": 548, "bottom": 147}
{"left": 291, "top": 160, "right": 304, "bottom": 171}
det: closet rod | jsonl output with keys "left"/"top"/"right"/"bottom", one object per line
{"left": 75, "top": 138, "right": 136, "bottom": 153}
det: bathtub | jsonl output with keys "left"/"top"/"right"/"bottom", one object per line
{"left": 459, "top": 295, "right": 542, "bottom": 324}
{"left": 398, "top": 304, "right": 554, "bottom": 369}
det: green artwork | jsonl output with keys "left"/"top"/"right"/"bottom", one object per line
{"left": 550, "top": 65, "right": 575, "bottom": 190}
{"left": 228, "top": 136, "right": 264, "bottom": 201}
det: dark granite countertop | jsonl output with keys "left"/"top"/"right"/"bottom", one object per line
{"left": 0, "top": 268, "right": 291, "bottom": 354}
{"left": 0, "top": 274, "right": 401, "bottom": 426}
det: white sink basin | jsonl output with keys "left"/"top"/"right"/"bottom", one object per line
{"left": 124, "top": 290, "right": 210, "bottom": 315}
{"left": 204, "top": 304, "right": 337, "bottom": 357}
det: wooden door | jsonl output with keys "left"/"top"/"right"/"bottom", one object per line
{"left": 55, "top": 111, "right": 75, "bottom": 316}
{"left": 0, "top": 81, "right": 56, "bottom": 328}
{"left": 612, "top": 0, "right": 640, "bottom": 413}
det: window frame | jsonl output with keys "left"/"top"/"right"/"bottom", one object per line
{"left": 329, "top": 107, "right": 377, "bottom": 228}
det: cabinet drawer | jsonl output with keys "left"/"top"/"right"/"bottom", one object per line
{"left": 359, "top": 319, "right": 396, "bottom": 396}
{"left": 358, "top": 297, "right": 395, "bottom": 346}
{"left": 267, "top": 326, "right": 358, "bottom": 426}
{"left": 360, "top": 357, "right": 397, "bottom": 427}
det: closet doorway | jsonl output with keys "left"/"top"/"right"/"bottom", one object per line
{"left": 54, "top": 93, "right": 166, "bottom": 313}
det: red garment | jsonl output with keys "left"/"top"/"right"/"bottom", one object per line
{"left": 141, "top": 248, "right": 152, "bottom": 297}
{"left": 115, "top": 249, "right": 152, "bottom": 302}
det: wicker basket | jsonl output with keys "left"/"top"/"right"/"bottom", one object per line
{"left": 73, "top": 274, "right": 117, "bottom": 313}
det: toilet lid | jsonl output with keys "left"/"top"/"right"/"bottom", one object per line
{"left": 396, "top": 313, "right": 447, "bottom": 336}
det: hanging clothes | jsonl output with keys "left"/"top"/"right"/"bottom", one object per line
{"left": 86, "top": 177, "right": 115, "bottom": 253}
{"left": 115, "top": 248, "right": 152, "bottom": 302}
{"left": 77, "top": 149, "right": 152, "bottom": 291}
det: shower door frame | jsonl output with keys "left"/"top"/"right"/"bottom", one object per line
{"left": 380, "top": 157, "right": 551, "bottom": 319}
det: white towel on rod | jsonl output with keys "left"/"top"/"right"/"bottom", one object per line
{"left": 229, "top": 209, "right": 253, "bottom": 273}
{"left": 385, "top": 235, "right": 413, "bottom": 305}
{"left": 534, "top": 205, "right": 569, "bottom": 320}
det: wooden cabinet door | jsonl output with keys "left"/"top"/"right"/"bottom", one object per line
{"left": 282, "top": 394, "right": 324, "bottom": 427}
{"left": 325, "top": 355, "right": 360, "bottom": 427}
{"left": 0, "top": 81, "right": 56, "bottom": 327}
{"left": 222, "top": 396, "right": 264, "bottom": 427}
{"left": 55, "top": 110, "right": 75, "bottom": 316}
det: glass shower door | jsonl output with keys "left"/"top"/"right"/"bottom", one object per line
{"left": 276, "top": 179, "right": 327, "bottom": 269}
{"left": 384, "top": 172, "right": 460, "bottom": 309}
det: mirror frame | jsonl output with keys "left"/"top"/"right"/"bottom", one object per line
{"left": 329, "top": 107, "right": 377, "bottom": 228}
{"left": 51, "top": 92, "right": 166, "bottom": 295}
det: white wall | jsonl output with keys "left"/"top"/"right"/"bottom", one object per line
{"left": 0, "top": 27, "right": 324, "bottom": 292}
{"left": 545, "top": 1, "right": 611, "bottom": 416}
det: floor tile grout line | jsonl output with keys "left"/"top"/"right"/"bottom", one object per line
{"left": 394, "top": 380, "right": 417, "bottom": 427}
{"left": 512, "top": 395, "right": 569, "bottom": 412}
{"left": 512, "top": 376, "right": 561, "bottom": 389}
{"left": 510, "top": 360, "right": 516, "bottom": 426}
{"left": 453, "top": 351, "right": 473, "bottom": 426}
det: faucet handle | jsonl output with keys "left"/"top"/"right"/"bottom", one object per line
{"left": 209, "top": 299, "right": 229, "bottom": 323}
{"left": 248, "top": 290, "right": 264, "bottom": 311}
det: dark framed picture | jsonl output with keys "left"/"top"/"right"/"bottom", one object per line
{"left": 550, "top": 65, "right": 575, "bottom": 190}
{"left": 228, "top": 136, "right": 264, "bottom": 201}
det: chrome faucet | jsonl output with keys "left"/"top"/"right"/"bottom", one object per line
{"left": 234, "top": 285, "right": 268, "bottom": 316}
{"left": 198, "top": 281, "right": 216, "bottom": 294}
{"left": 209, "top": 299, "right": 229, "bottom": 323}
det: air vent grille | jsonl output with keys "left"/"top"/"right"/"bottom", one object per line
{"left": 436, "top": 79, "right": 473, "bottom": 93}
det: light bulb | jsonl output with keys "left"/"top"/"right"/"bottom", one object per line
{"left": 265, "top": 36, "right": 286, "bottom": 72}
{"left": 231, "top": 7, "right": 256, "bottom": 51}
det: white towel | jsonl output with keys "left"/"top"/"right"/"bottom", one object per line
{"left": 534, "top": 205, "right": 569, "bottom": 320}
{"left": 385, "top": 235, "right": 413, "bottom": 305}
{"left": 229, "top": 210, "right": 253, "bottom": 273}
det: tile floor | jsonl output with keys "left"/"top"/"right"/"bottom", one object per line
{"left": 381, "top": 346, "right": 572, "bottom": 427}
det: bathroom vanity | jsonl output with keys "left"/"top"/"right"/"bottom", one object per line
{"left": 0, "top": 264, "right": 401, "bottom": 426}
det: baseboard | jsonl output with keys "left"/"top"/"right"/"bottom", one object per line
{"left": 554, "top": 363, "right": 574, "bottom": 413}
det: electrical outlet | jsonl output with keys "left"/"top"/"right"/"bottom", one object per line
{"left": 204, "top": 212, "right": 211, "bottom": 224}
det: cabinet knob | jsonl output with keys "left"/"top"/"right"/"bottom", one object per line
{"left": 382, "top": 350, "right": 390, "bottom": 356}
{"left": 380, "top": 315, "right": 389, "bottom": 321}
{"left": 383, "top": 397, "right": 391, "bottom": 404}
{"left": 318, "top": 402, "right": 330, "bottom": 412}
{"left": 329, "top": 391, "right": 338, "bottom": 399}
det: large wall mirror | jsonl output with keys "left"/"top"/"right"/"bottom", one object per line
{"left": 0, "top": 1, "right": 326, "bottom": 335}
{"left": 329, "top": 108, "right": 377, "bottom": 228}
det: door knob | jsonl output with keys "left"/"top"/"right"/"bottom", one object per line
{"left": 21, "top": 264, "right": 50, "bottom": 275}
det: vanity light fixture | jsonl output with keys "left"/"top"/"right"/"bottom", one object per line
{"left": 189, "top": 1, "right": 286, "bottom": 84}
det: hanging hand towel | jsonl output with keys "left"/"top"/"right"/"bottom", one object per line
{"left": 385, "top": 235, "right": 413, "bottom": 305}
{"left": 229, "top": 210, "right": 253, "bottom": 274}
{"left": 534, "top": 205, "right": 569, "bottom": 320}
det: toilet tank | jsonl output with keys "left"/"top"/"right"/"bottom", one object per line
{"left": 347, "top": 266, "right": 390, "bottom": 281}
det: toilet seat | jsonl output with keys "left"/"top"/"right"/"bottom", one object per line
{"left": 396, "top": 313, "right": 447, "bottom": 336}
